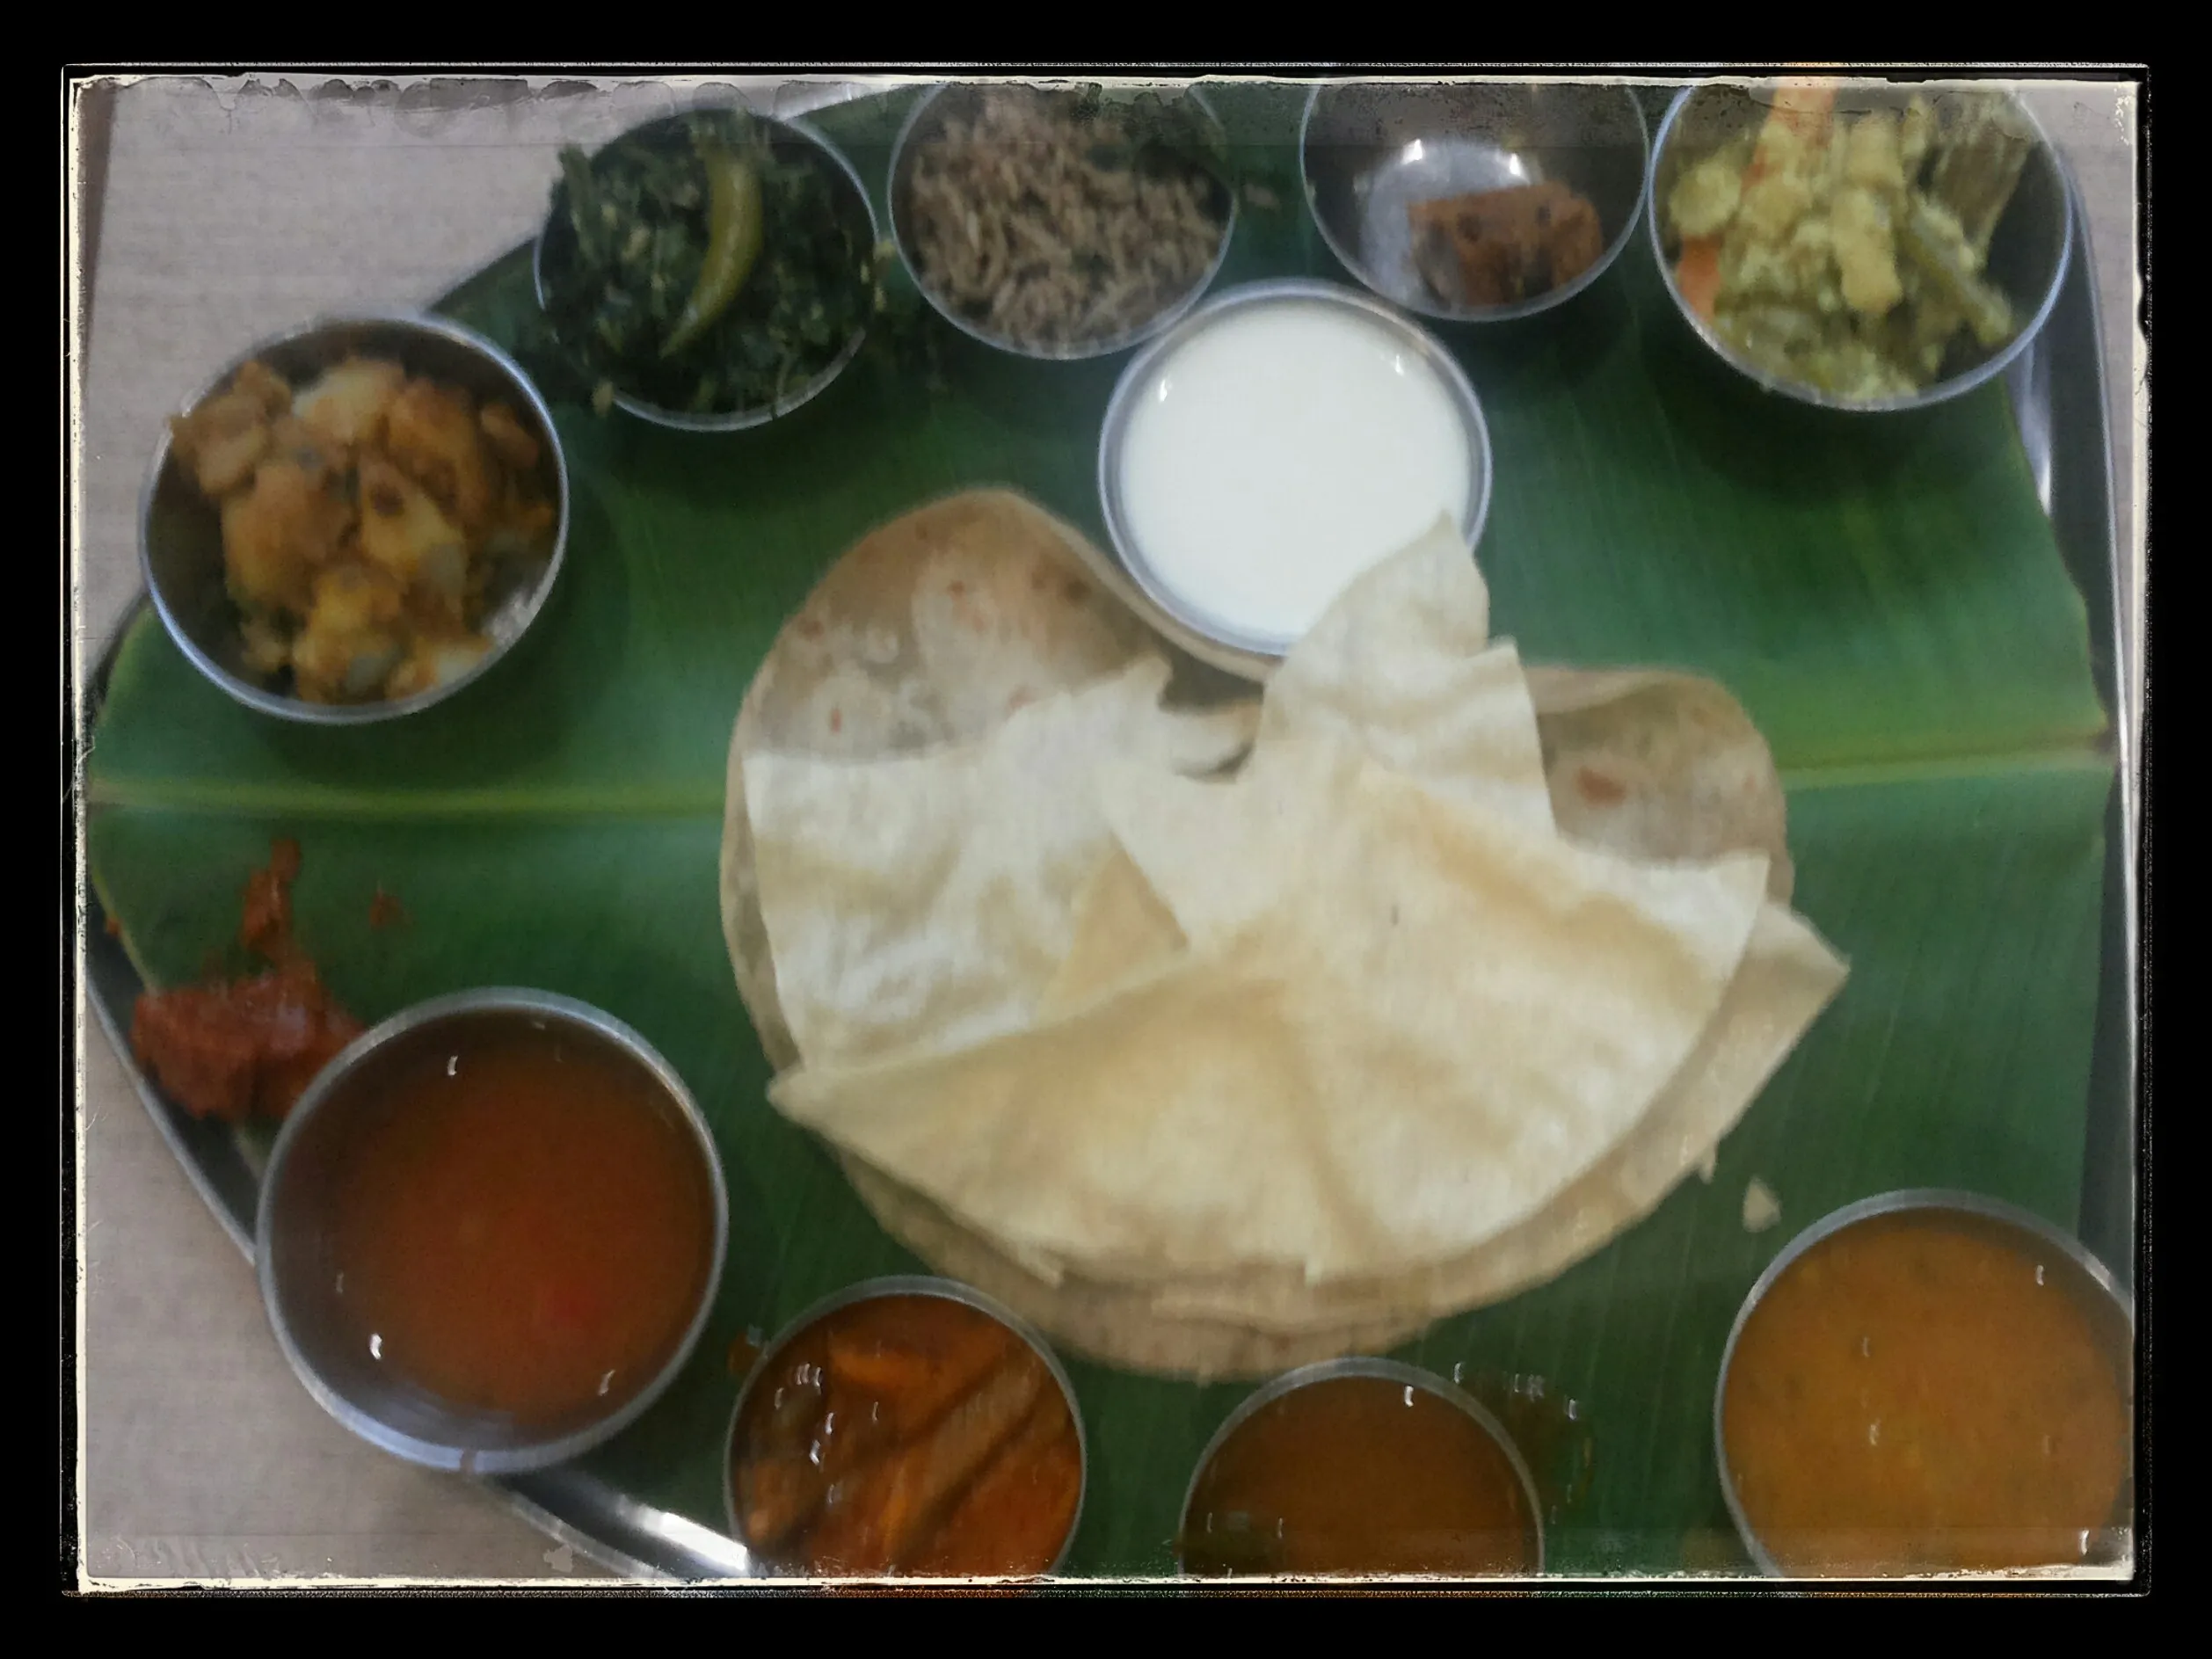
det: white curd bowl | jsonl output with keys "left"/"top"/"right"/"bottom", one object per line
{"left": 1096, "top": 278, "right": 1495, "bottom": 681}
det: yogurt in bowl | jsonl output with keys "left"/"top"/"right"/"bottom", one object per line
{"left": 1098, "top": 279, "right": 1492, "bottom": 677}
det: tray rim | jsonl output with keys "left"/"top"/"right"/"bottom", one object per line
{"left": 72, "top": 75, "right": 2143, "bottom": 1586}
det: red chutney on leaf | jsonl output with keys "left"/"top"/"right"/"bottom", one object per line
{"left": 129, "top": 838, "right": 365, "bottom": 1124}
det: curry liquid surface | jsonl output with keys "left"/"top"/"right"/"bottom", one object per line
{"left": 329, "top": 1026, "right": 716, "bottom": 1428}
{"left": 1724, "top": 1215, "right": 2130, "bottom": 1575}
{"left": 1183, "top": 1375, "right": 1535, "bottom": 1577}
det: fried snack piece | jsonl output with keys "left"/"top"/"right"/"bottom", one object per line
{"left": 1411, "top": 180, "right": 1605, "bottom": 307}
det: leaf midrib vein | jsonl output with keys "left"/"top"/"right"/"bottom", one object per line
{"left": 84, "top": 731, "right": 2120, "bottom": 822}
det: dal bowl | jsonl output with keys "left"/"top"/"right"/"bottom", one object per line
{"left": 140, "top": 310, "right": 570, "bottom": 725}
{"left": 1301, "top": 80, "right": 1651, "bottom": 324}
{"left": 1177, "top": 1357, "right": 1545, "bottom": 1579}
{"left": 724, "top": 1276, "right": 1089, "bottom": 1578}
{"left": 1646, "top": 80, "right": 2072, "bottom": 413}
{"left": 257, "top": 989, "right": 728, "bottom": 1476}
{"left": 1715, "top": 1190, "right": 2134, "bottom": 1578}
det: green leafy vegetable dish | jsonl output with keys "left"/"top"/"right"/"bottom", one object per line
{"left": 535, "top": 109, "right": 877, "bottom": 424}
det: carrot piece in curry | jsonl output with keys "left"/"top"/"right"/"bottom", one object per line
{"left": 826, "top": 1313, "right": 1016, "bottom": 1438}
{"left": 909, "top": 1386, "right": 1081, "bottom": 1576}
{"left": 1676, "top": 236, "right": 1725, "bottom": 323}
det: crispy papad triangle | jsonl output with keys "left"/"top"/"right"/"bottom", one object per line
{"left": 769, "top": 744, "right": 1774, "bottom": 1278}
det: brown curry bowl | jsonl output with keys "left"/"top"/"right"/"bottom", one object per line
{"left": 722, "top": 1275, "right": 1088, "bottom": 1580}
{"left": 1175, "top": 1356, "right": 1546, "bottom": 1580}
{"left": 257, "top": 988, "right": 727, "bottom": 1475}
{"left": 1714, "top": 1190, "right": 2135, "bottom": 1579}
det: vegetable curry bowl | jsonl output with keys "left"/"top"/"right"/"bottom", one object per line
{"left": 1715, "top": 1191, "right": 2134, "bottom": 1578}
{"left": 725, "top": 1277, "right": 1088, "bottom": 1579}
{"left": 1646, "top": 80, "right": 2071, "bottom": 412}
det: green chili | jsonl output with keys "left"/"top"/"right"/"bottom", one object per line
{"left": 662, "top": 141, "right": 765, "bottom": 359}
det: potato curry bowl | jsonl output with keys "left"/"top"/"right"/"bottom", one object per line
{"left": 140, "top": 312, "right": 571, "bottom": 724}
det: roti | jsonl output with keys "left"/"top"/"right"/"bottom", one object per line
{"left": 719, "top": 499, "right": 1844, "bottom": 1376}
{"left": 1529, "top": 666, "right": 1796, "bottom": 903}
{"left": 719, "top": 488, "right": 1246, "bottom": 1070}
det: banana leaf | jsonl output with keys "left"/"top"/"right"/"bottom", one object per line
{"left": 83, "top": 84, "right": 2125, "bottom": 1581}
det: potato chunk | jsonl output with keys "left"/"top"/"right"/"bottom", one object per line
{"left": 357, "top": 455, "right": 469, "bottom": 624}
{"left": 382, "top": 378, "right": 501, "bottom": 533}
{"left": 293, "top": 357, "right": 407, "bottom": 456}
{"left": 382, "top": 632, "right": 492, "bottom": 701}
{"left": 169, "top": 358, "right": 293, "bottom": 498}
{"left": 477, "top": 401, "right": 542, "bottom": 473}
{"left": 1669, "top": 149, "right": 1745, "bottom": 241}
{"left": 290, "top": 561, "right": 408, "bottom": 703}
{"left": 220, "top": 455, "right": 353, "bottom": 615}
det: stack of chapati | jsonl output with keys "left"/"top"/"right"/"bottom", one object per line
{"left": 720, "top": 491, "right": 1846, "bottom": 1379}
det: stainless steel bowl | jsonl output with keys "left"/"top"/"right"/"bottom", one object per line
{"left": 1301, "top": 80, "right": 1650, "bottom": 324}
{"left": 140, "top": 310, "right": 570, "bottom": 725}
{"left": 1646, "top": 81, "right": 2073, "bottom": 413}
{"left": 257, "top": 989, "right": 729, "bottom": 1476}
{"left": 1714, "top": 1189, "right": 2135, "bottom": 1578}
{"left": 531, "top": 106, "right": 877, "bottom": 433}
{"left": 887, "top": 82, "right": 1239, "bottom": 362}
{"left": 1176, "top": 1356, "right": 1546, "bottom": 1578}
{"left": 1095, "top": 277, "right": 1494, "bottom": 680}
{"left": 723, "top": 1274, "right": 1088, "bottom": 1579}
